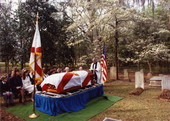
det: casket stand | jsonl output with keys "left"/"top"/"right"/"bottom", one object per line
{"left": 35, "top": 71, "right": 104, "bottom": 116}
{"left": 35, "top": 84, "right": 103, "bottom": 116}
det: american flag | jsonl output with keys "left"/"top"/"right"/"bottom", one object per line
{"left": 100, "top": 42, "right": 107, "bottom": 82}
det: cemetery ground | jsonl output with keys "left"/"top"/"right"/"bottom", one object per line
{"left": 0, "top": 74, "right": 170, "bottom": 121}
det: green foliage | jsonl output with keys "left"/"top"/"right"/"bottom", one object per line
{"left": 0, "top": 3, "right": 18, "bottom": 72}
{"left": 14, "top": 0, "right": 75, "bottom": 67}
{"left": 0, "top": 0, "right": 169, "bottom": 72}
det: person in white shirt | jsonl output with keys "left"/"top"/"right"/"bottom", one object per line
{"left": 90, "top": 58, "right": 102, "bottom": 84}
{"left": 21, "top": 69, "right": 34, "bottom": 101}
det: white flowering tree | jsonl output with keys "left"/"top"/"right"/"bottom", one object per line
{"left": 66, "top": 0, "right": 170, "bottom": 74}
{"left": 67, "top": 0, "right": 137, "bottom": 79}
{"left": 120, "top": 6, "right": 170, "bottom": 73}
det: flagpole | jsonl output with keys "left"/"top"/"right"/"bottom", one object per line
{"left": 29, "top": 13, "right": 40, "bottom": 119}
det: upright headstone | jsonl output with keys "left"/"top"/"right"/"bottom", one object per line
{"left": 135, "top": 71, "right": 144, "bottom": 89}
{"left": 146, "top": 72, "right": 152, "bottom": 80}
{"left": 161, "top": 75, "right": 170, "bottom": 90}
{"left": 124, "top": 69, "right": 130, "bottom": 81}
{"left": 110, "top": 66, "right": 117, "bottom": 80}
{"left": 140, "top": 69, "right": 146, "bottom": 82}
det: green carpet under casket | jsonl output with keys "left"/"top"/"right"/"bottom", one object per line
{"left": 6, "top": 94, "right": 122, "bottom": 121}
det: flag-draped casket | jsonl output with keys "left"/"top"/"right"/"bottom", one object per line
{"left": 41, "top": 71, "right": 94, "bottom": 93}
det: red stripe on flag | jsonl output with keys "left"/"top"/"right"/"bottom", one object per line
{"left": 36, "top": 47, "right": 42, "bottom": 53}
{"left": 57, "top": 72, "right": 74, "bottom": 93}
{"left": 42, "top": 84, "right": 48, "bottom": 91}
{"left": 82, "top": 72, "right": 92, "bottom": 87}
{"left": 103, "top": 70, "right": 107, "bottom": 77}
{"left": 35, "top": 61, "right": 43, "bottom": 77}
{"left": 30, "top": 47, "right": 41, "bottom": 53}
{"left": 31, "top": 47, "right": 35, "bottom": 52}
{"left": 101, "top": 55, "right": 107, "bottom": 82}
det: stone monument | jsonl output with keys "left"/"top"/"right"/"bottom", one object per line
{"left": 146, "top": 72, "right": 152, "bottom": 80}
{"left": 110, "top": 66, "right": 117, "bottom": 80}
{"left": 149, "top": 76, "right": 162, "bottom": 87}
{"left": 135, "top": 71, "right": 144, "bottom": 89}
{"left": 124, "top": 69, "right": 130, "bottom": 81}
{"left": 161, "top": 75, "right": 170, "bottom": 90}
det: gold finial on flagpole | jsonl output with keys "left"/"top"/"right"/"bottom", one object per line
{"left": 36, "top": 12, "right": 39, "bottom": 23}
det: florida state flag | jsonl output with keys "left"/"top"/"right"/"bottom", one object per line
{"left": 41, "top": 71, "right": 93, "bottom": 94}
{"left": 29, "top": 15, "right": 43, "bottom": 85}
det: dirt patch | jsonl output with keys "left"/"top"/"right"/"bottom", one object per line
{"left": 0, "top": 106, "right": 25, "bottom": 121}
{"left": 159, "top": 89, "right": 170, "bottom": 101}
{"left": 129, "top": 87, "right": 144, "bottom": 95}
{"left": 0, "top": 97, "right": 32, "bottom": 121}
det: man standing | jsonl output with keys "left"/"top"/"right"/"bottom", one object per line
{"left": 90, "top": 58, "right": 102, "bottom": 84}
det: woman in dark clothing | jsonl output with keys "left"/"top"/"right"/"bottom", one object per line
{"left": 9, "top": 69, "right": 25, "bottom": 103}
{"left": 0, "top": 75, "right": 14, "bottom": 107}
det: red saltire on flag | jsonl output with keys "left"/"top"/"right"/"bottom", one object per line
{"left": 100, "top": 42, "right": 107, "bottom": 83}
{"left": 29, "top": 15, "right": 43, "bottom": 85}
{"left": 41, "top": 71, "right": 92, "bottom": 93}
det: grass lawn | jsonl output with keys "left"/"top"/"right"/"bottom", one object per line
{"left": 89, "top": 81, "right": 170, "bottom": 121}
{"left": 6, "top": 94, "right": 122, "bottom": 121}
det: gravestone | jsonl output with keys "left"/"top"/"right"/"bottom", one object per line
{"left": 124, "top": 69, "right": 130, "bottom": 81}
{"left": 135, "top": 71, "right": 144, "bottom": 89}
{"left": 149, "top": 76, "right": 162, "bottom": 87}
{"left": 146, "top": 72, "right": 152, "bottom": 80}
{"left": 110, "top": 66, "right": 117, "bottom": 80}
{"left": 161, "top": 75, "right": 170, "bottom": 90}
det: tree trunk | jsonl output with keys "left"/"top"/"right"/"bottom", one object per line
{"left": 151, "top": 0, "right": 155, "bottom": 20}
{"left": 11, "top": 61, "right": 14, "bottom": 67}
{"left": 20, "top": 56, "right": 24, "bottom": 70}
{"left": 5, "top": 58, "right": 9, "bottom": 74}
{"left": 168, "top": 8, "right": 170, "bottom": 30}
{"left": 114, "top": 17, "right": 119, "bottom": 80}
{"left": 19, "top": 8, "right": 24, "bottom": 70}
{"left": 93, "top": 29, "right": 101, "bottom": 58}
{"left": 147, "top": 61, "right": 152, "bottom": 73}
{"left": 137, "top": 62, "right": 140, "bottom": 70}
{"left": 114, "top": 32, "right": 119, "bottom": 80}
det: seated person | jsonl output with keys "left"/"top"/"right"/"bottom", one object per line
{"left": 22, "top": 69, "right": 34, "bottom": 102}
{"left": 79, "top": 66, "right": 83, "bottom": 70}
{"left": 56, "top": 68, "right": 62, "bottom": 73}
{"left": 0, "top": 75, "right": 14, "bottom": 107}
{"left": 9, "top": 69, "right": 25, "bottom": 103}
{"left": 64, "top": 67, "right": 70, "bottom": 72}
